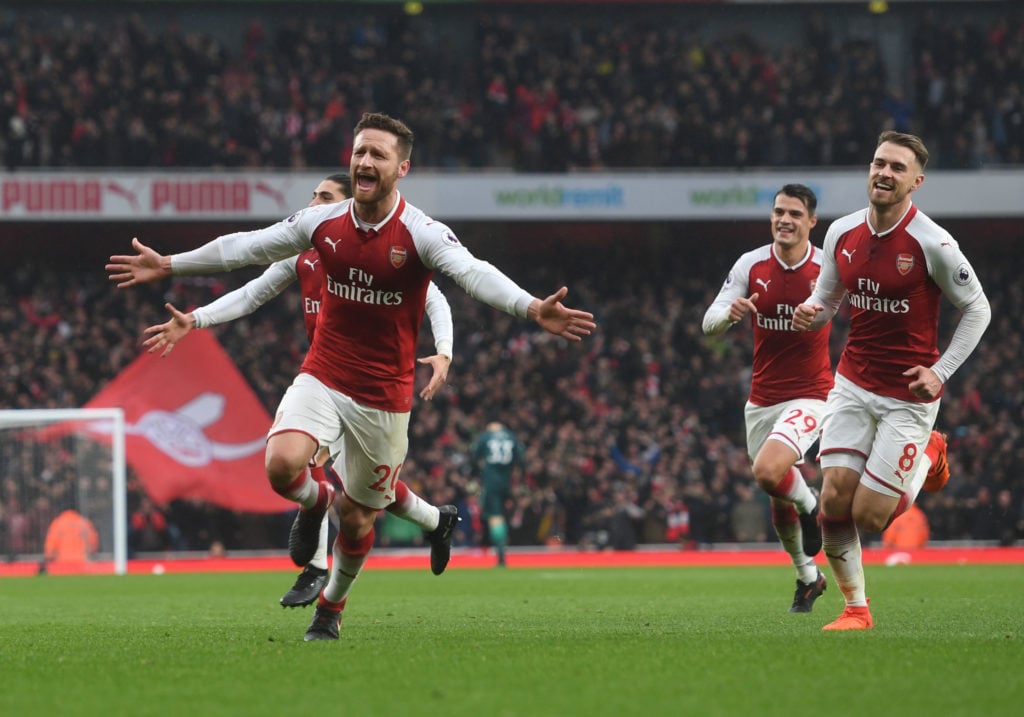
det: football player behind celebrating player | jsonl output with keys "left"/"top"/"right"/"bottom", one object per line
{"left": 703, "top": 183, "right": 829, "bottom": 614}
{"left": 792, "top": 131, "right": 991, "bottom": 630}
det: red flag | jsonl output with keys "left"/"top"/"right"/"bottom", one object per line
{"left": 81, "top": 331, "right": 289, "bottom": 513}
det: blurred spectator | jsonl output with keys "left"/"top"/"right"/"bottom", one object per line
{"left": 992, "top": 488, "right": 1022, "bottom": 547}
{"left": 43, "top": 506, "right": 99, "bottom": 565}
{"left": 457, "top": 487, "right": 483, "bottom": 549}
{"left": 967, "top": 486, "right": 1000, "bottom": 541}
{"left": 2, "top": 494, "right": 30, "bottom": 559}
{"left": 881, "top": 503, "right": 930, "bottom": 549}
{"left": 128, "top": 496, "right": 177, "bottom": 555}
{"left": 730, "top": 483, "right": 768, "bottom": 543}
{"left": 606, "top": 484, "right": 644, "bottom": 551}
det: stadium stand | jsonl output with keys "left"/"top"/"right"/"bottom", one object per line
{"left": 1, "top": 2, "right": 1021, "bottom": 556}
{"left": 1, "top": 230, "right": 1020, "bottom": 556}
{"left": 0, "top": 3, "right": 1020, "bottom": 171}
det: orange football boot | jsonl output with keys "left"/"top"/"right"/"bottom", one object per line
{"left": 923, "top": 431, "right": 950, "bottom": 493}
{"left": 822, "top": 601, "right": 873, "bottom": 631}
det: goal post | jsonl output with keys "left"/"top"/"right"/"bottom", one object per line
{"left": 0, "top": 408, "right": 127, "bottom": 575}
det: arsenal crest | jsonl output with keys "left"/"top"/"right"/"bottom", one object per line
{"left": 896, "top": 253, "right": 914, "bottom": 276}
{"left": 389, "top": 245, "right": 407, "bottom": 268}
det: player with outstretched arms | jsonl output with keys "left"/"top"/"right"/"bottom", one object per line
{"left": 143, "top": 173, "right": 459, "bottom": 609}
{"left": 108, "top": 112, "right": 595, "bottom": 641}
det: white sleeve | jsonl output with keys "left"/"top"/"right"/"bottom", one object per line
{"left": 412, "top": 221, "right": 534, "bottom": 318}
{"left": 802, "top": 224, "right": 848, "bottom": 330}
{"left": 932, "top": 292, "right": 991, "bottom": 384}
{"left": 423, "top": 281, "right": 454, "bottom": 359}
{"left": 702, "top": 256, "right": 749, "bottom": 336}
{"left": 170, "top": 206, "right": 327, "bottom": 275}
{"left": 192, "top": 260, "right": 298, "bottom": 329}
{"left": 923, "top": 234, "right": 991, "bottom": 383}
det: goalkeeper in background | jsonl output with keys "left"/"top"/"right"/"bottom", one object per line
{"left": 471, "top": 421, "right": 525, "bottom": 567}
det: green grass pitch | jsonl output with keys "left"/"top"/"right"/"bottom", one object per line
{"left": 1, "top": 565, "right": 1021, "bottom": 717}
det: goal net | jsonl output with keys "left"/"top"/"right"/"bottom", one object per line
{"left": 0, "top": 408, "right": 127, "bottom": 575}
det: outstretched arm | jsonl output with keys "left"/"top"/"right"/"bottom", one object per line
{"left": 190, "top": 259, "right": 297, "bottom": 330}
{"left": 106, "top": 238, "right": 173, "bottom": 288}
{"left": 140, "top": 260, "right": 299, "bottom": 357}
{"left": 107, "top": 209, "right": 325, "bottom": 288}
{"left": 414, "top": 221, "right": 597, "bottom": 341}
{"left": 142, "top": 303, "right": 196, "bottom": 357}
{"left": 526, "top": 287, "right": 596, "bottom": 342}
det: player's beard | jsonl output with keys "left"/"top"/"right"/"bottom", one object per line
{"left": 867, "top": 177, "right": 907, "bottom": 210}
{"left": 353, "top": 168, "right": 400, "bottom": 215}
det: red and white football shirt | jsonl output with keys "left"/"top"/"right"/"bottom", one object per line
{"left": 705, "top": 243, "right": 833, "bottom": 406}
{"left": 810, "top": 204, "right": 986, "bottom": 402}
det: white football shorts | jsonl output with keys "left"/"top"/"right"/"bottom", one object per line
{"left": 744, "top": 398, "right": 826, "bottom": 465}
{"left": 819, "top": 373, "right": 940, "bottom": 497}
{"left": 271, "top": 373, "right": 410, "bottom": 509}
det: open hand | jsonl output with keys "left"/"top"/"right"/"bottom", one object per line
{"left": 530, "top": 287, "right": 596, "bottom": 341}
{"left": 106, "top": 238, "right": 171, "bottom": 288}
{"left": 142, "top": 303, "right": 196, "bottom": 357}
{"left": 417, "top": 354, "right": 451, "bottom": 400}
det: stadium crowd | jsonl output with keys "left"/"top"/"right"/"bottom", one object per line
{"left": 1, "top": 1, "right": 1021, "bottom": 558}
{"left": 1, "top": 233, "right": 1021, "bottom": 558}
{"left": 0, "top": 4, "right": 1021, "bottom": 172}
